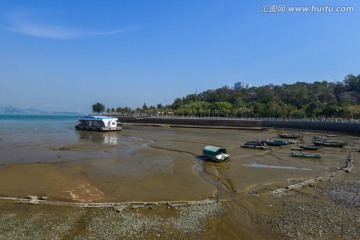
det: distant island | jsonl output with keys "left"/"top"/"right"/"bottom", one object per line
{"left": 0, "top": 106, "right": 79, "bottom": 116}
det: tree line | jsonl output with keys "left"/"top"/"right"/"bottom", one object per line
{"left": 93, "top": 74, "right": 360, "bottom": 119}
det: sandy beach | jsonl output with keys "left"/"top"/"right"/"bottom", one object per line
{"left": 0, "top": 125, "right": 359, "bottom": 239}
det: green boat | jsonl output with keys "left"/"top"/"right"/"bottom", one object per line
{"left": 203, "top": 146, "right": 230, "bottom": 162}
{"left": 290, "top": 151, "right": 321, "bottom": 159}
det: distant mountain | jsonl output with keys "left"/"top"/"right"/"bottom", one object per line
{"left": 0, "top": 106, "right": 79, "bottom": 115}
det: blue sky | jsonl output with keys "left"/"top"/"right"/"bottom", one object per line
{"left": 0, "top": 0, "right": 359, "bottom": 113}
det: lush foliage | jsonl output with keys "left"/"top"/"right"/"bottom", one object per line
{"left": 100, "top": 74, "right": 360, "bottom": 119}
{"left": 169, "top": 74, "right": 360, "bottom": 118}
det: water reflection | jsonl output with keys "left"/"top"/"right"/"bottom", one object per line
{"left": 76, "top": 131, "right": 119, "bottom": 145}
{"left": 243, "top": 163, "right": 312, "bottom": 171}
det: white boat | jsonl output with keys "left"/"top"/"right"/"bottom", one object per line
{"left": 75, "top": 116, "right": 122, "bottom": 132}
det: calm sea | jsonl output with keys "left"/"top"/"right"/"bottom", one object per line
{"left": 0, "top": 114, "right": 136, "bottom": 165}
{"left": 0, "top": 115, "right": 83, "bottom": 164}
{"left": 0, "top": 114, "right": 79, "bottom": 141}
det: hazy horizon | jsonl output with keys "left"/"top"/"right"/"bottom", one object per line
{"left": 1, "top": 1, "right": 359, "bottom": 113}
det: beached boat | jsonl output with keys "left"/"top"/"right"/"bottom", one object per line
{"left": 262, "top": 139, "right": 288, "bottom": 146}
{"left": 290, "top": 151, "right": 321, "bottom": 159}
{"left": 275, "top": 138, "right": 296, "bottom": 144}
{"left": 312, "top": 136, "right": 346, "bottom": 148}
{"left": 312, "top": 139, "right": 346, "bottom": 148}
{"left": 312, "top": 136, "right": 331, "bottom": 141}
{"left": 75, "top": 116, "right": 122, "bottom": 132}
{"left": 203, "top": 146, "right": 230, "bottom": 162}
{"left": 286, "top": 139, "right": 297, "bottom": 144}
{"left": 278, "top": 133, "right": 300, "bottom": 139}
{"left": 299, "top": 145, "right": 322, "bottom": 150}
{"left": 241, "top": 141, "right": 268, "bottom": 150}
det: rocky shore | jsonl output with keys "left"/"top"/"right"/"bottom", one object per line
{"left": 0, "top": 202, "right": 226, "bottom": 240}
{"left": 255, "top": 165, "right": 360, "bottom": 240}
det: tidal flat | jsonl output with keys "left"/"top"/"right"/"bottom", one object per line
{"left": 0, "top": 126, "right": 359, "bottom": 239}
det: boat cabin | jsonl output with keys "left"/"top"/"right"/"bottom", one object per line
{"left": 203, "top": 145, "right": 230, "bottom": 162}
{"left": 75, "top": 116, "right": 122, "bottom": 131}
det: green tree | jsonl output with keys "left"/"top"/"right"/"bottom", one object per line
{"left": 344, "top": 74, "right": 360, "bottom": 91}
{"left": 167, "top": 73, "right": 360, "bottom": 119}
{"left": 92, "top": 102, "right": 105, "bottom": 114}
{"left": 211, "top": 102, "right": 233, "bottom": 117}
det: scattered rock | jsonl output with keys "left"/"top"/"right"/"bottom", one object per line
{"left": 26, "top": 195, "right": 38, "bottom": 200}
{"left": 114, "top": 206, "right": 126, "bottom": 212}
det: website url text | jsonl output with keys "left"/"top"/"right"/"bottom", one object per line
{"left": 262, "top": 5, "right": 355, "bottom": 13}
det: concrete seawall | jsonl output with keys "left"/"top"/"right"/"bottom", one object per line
{"left": 117, "top": 117, "right": 360, "bottom": 135}
{"left": 263, "top": 121, "right": 360, "bottom": 135}
{"left": 118, "top": 117, "right": 262, "bottom": 128}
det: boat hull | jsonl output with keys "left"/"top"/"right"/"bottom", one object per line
{"left": 75, "top": 125, "right": 122, "bottom": 132}
{"left": 312, "top": 141, "right": 345, "bottom": 148}
{"left": 278, "top": 133, "right": 300, "bottom": 139}
{"left": 299, "top": 145, "right": 322, "bottom": 150}
{"left": 241, "top": 142, "right": 268, "bottom": 150}
{"left": 263, "top": 140, "right": 288, "bottom": 146}
{"left": 203, "top": 154, "right": 229, "bottom": 162}
{"left": 290, "top": 153, "right": 321, "bottom": 159}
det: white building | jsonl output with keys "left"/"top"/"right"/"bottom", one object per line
{"left": 234, "top": 82, "right": 251, "bottom": 89}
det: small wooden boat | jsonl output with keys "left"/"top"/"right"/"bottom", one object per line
{"left": 290, "top": 151, "right": 321, "bottom": 159}
{"left": 278, "top": 133, "right": 300, "bottom": 139}
{"left": 275, "top": 138, "right": 296, "bottom": 144}
{"left": 312, "top": 136, "right": 330, "bottom": 141}
{"left": 203, "top": 146, "right": 230, "bottom": 162}
{"left": 299, "top": 145, "right": 322, "bottom": 150}
{"left": 312, "top": 136, "right": 347, "bottom": 148}
{"left": 291, "top": 148, "right": 304, "bottom": 151}
{"left": 262, "top": 139, "right": 288, "bottom": 146}
{"left": 312, "top": 140, "right": 346, "bottom": 148}
{"left": 241, "top": 141, "right": 268, "bottom": 150}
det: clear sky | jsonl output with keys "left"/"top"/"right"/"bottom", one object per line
{"left": 0, "top": 0, "right": 359, "bottom": 113}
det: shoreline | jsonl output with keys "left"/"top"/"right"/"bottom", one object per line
{"left": 0, "top": 125, "right": 359, "bottom": 239}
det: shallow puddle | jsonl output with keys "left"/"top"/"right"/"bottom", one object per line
{"left": 243, "top": 163, "right": 312, "bottom": 171}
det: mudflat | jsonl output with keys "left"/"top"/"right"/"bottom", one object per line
{"left": 0, "top": 126, "right": 359, "bottom": 239}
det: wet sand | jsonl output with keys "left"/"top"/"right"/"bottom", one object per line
{"left": 0, "top": 126, "right": 359, "bottom": 239}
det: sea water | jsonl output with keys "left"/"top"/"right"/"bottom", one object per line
{"left": 0, "top": 114, "right": 79, "bottom": 142}
{"left": 0, "top": 114, "right": 80, "bottom": 164}
{"left": 0, "top": 114, "right": 151, "bottom": 166}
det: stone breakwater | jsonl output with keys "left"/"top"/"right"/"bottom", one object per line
{"left": 0, "top": 196, "right": 219, "bottom": 209}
